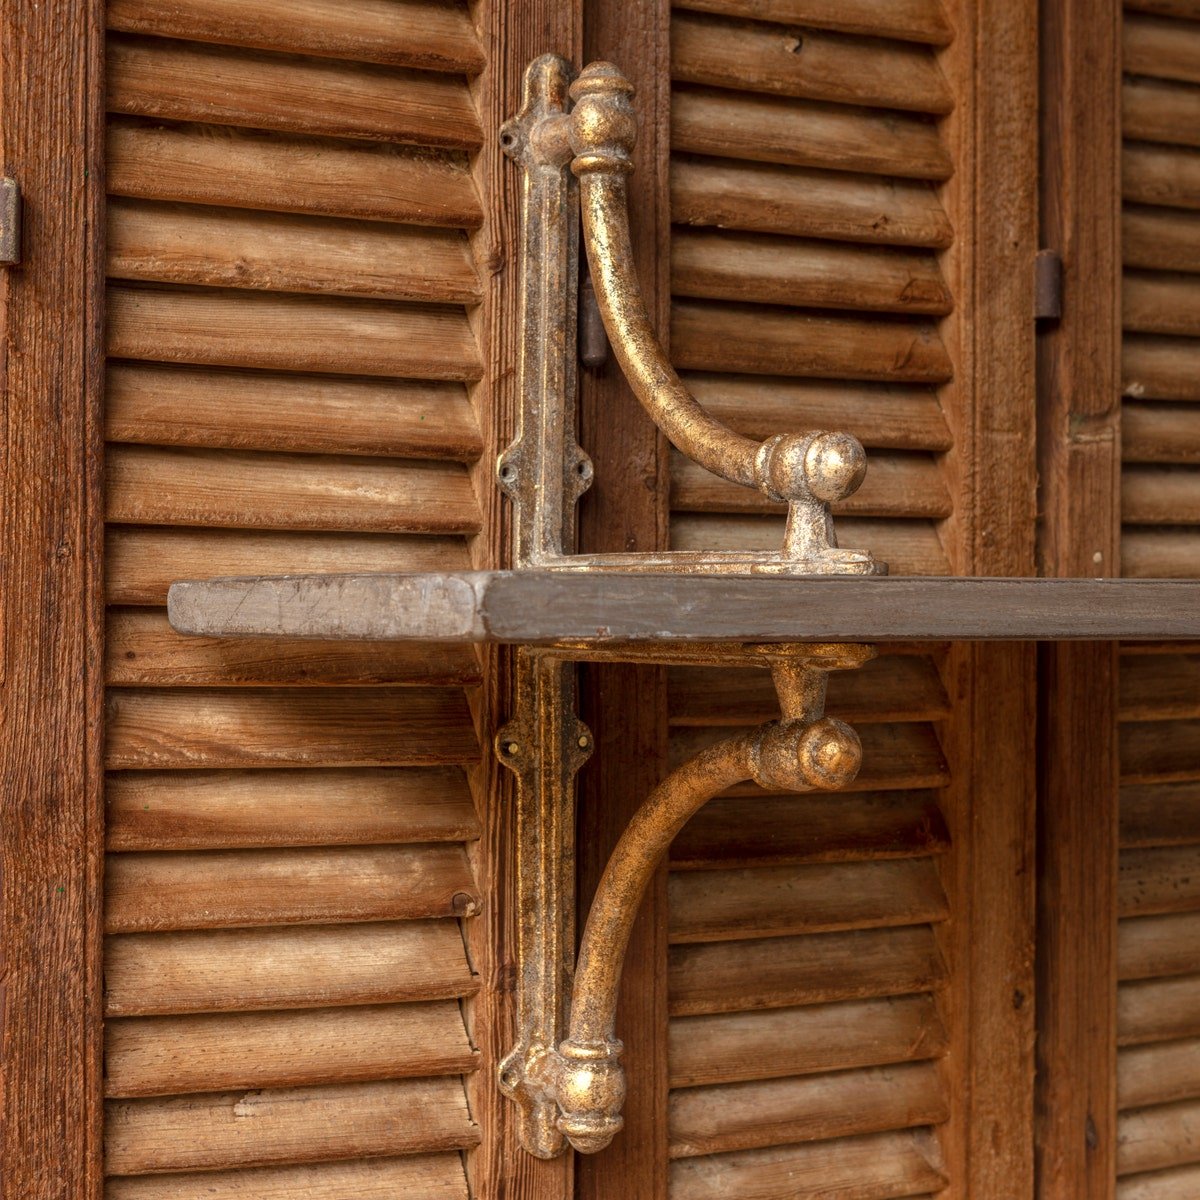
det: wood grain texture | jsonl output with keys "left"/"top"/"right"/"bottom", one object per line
{"left": 1124, "top": 208, "right": 1200, "bottom": 273}
{"left": 1123, "top": 79, "right": 1200, "bottom": 150}
{"left": 108, "top": 120, "right": 483, "bottom": 228}
{"left": 107, "top": 34, "right": 483, "bottom": 149}
{"left": 671, "top": 11, "right": 954, "bottom": 112}
{"left": 1120, "top": 975, "right": 1200, "bottom": 1045}
{"left": 1119, "top": 1038, "right": 1200, "bottom": 1109}
{"left": 107, "top": 0, "right": 487, "bottom": 73}
{"left": 106, "top": 766, "right": 480, "bottom": 851}
{"left": 104, "top": 1154, "right": 470, "bottom": 1200}
{"left": 1117, "top": 1097, "right": 1200, "bottom": 1175}
{"left": 1124, "top": 143, "right": 1200, "bottom": 211}
{"left": 104, "top": 1078, "right": 481, "bottom": 1175}
{"left": 672, "top": 158, "right": 954, "bottom": 249}
{"left": 1120, "top": 912, "right": 1200, "bottom": 980}
{"left": 107, "top": 286, "right": 483, "bottom": 381}
{"left": 672, "top": 0, "right": 955, "bottom": 46}
{"left": 669, "top": 994, "right": 949, "bottom": 1088}
{"left": 1123, "top": 404, "right": 1200, "bottom": 463}
{"left": 106, "top": 364, "right": 482, "bottom": 459}
{"left": 1122, "top": 783, "right": 1200, "bottom": 844}
{"left": 105, "top": 1001, "right": 477, "bottom": 1096}
{"left": 104, "top": 920, "right": 478, "bottom": 1016}
{"left": 1124, "top": 273, "right": 1200, "bottom": 337}
{"left": 1125, "top": 12, "right": 1200, "bottom": 84}
{"left": 0, "top": 1, "right": 106, "bottom": 1196}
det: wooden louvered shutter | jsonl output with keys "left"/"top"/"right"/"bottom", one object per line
{"left": 1117, "top": 1, "right": 1200, "bottom": 1193}
{"left": 98, "top": 3, "right": 490, "bottom": 1194}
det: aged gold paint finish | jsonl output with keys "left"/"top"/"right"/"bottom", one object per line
{"left": 497, "top": 56, "right": 884, "bottom": 1156}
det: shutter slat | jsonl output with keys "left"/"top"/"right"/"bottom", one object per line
{"left": 108, "top": 201, "right": 481, "bottom": 303}
{"left": 105, "top": 921, "right": 478, "bottom": 1017}
{"left": 1122, "top": 785, "right": 1200, "bottom": 849}
{"left": 670, "top": 926, "right": 948, "bottom": 1016}
{"left": 106, "top": 768, "right": 480, "bottom": 852}
{"left": 106, "top": 1002, "right": 477, "bottom": 1097}
{"left": 1119, "top": 1098, "right": 1200, "bottom": 1176}
{"left": 105, "top": 1078, "right": 481, "bottom": 1175}
{"left": 1122, "top": 719, "right": 1200, "bottom": 783}
{"left": 106, "top": 365, "right": 482, "bottom": 460}
{"left": 1125, "top": 336, "right": 1200, "bottom": 400}
{"left": 1123, "top": 529, "right": 1200, "bottom": 577}
{"left": 1124, "top": 272, "right": 1200, "bottom": 336}
{"left": 672, "top": 450, "right": 950, "bottom": 518}
{"left": 105, "top": 845, "right": 480, "bottom": 933}
{"left": 672, "top": 89, "right": 953, "bottom": 180}
{"left": 685, "top": 374, "right": 953, "bottom": 451}
{"left": 1124, "top": 79, "right": 1200, "bottom": 149}
{"left": 1121, "top": 846, "right": 1200, "bottom": 917}
{"left": 1126, "top": 13, "right": 1200, "bottom": 85}
{"left": 1121, "top": 913, "right": 1200, "bottom": 981}
{"left": 1123, "top": 658, "right": 1200, "bottom": 720}
{"left": 672, "top": 0, "right": 955, "bottom": 47}
{"left": 671, "top": 12, "right": 953, "bottom": 113}
{"left": 1120, "top": 1039, "right": 1200, "bottom": 1110}
{"left": 107, "top": 35, "right": 483, "bottom": 148}
{"left": 105, "top": 688, "right": 480, "bottom": 770}
{"left": 108, "top": 288, "right": 482, "bottom": 381}
{"left": 1125, "top": 144, "right": 1200, "bottom": 211}
{"left": 673, "top": 159, "right": 953, "bottom": 249}
{"left": 105, "top": 1154, "right": 470, "bottom": 1200}
{"left": 673, "top": 300, "right": 953, "bottom": 381}
{"left": 672, "top": 792, "right": 950, "bottom": 870}
{"left": 668, "top": 1130, "right": 947, "bottom": 1200}
{"left": 106, "top": 446, "right": 481, "bottom": 534}
{"left": 1123, "top": 466, "right": 1200, "bottom": 526}
{"left": 1120, "top": 975, "right": 1200, "bottom": 1045}
{"left": 673, "top": 230, "right": 952, "bottom": 315}
{"left": 1118, "top": 1162, "right": 1200, "bottom": 1200}
{"left": 669, "top": 858, "right": 949, "bottom": 942}
{"left": 1125, "top": 207, "right": 1200, "bottom": 273}
{"left": 669, "top": 995, "right": 948, "bottom": 1089}
{"left": 107, "top": 528, "right": 470, "bottom": 606}
{"left": 1124, "top": 403, "right": 1200, "bottom": 463}
{"left": 108, "top": 121, "right": 483, "bottom": 228}
{"left": 107, "top": 0, "right": 486, "bottom": 74}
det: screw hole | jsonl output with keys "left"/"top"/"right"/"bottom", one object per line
{"left": 499, "top": 463, "right": 516, "bottom": 482}
{"left": 576, "top": 461, "right": 590, "bottom": 476}
{"left": 500, "top": 131, "right": 517, "bottom": 149}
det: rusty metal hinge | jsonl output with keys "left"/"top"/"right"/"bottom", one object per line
{"left": 0, "top": 179, "right": 21, "bottom": 266}
{"left": 1035, "top": 248, "right": 1063, "bottom": 320}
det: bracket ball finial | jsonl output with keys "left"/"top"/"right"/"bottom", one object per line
{"left": 568, "top": 62, "right": 637, "bottom": 176}
{"left": 756, "top": 431, "right": 868, "bottom": 505}
{"left": 752, "top": 716, "right": 863, "bottom": 792}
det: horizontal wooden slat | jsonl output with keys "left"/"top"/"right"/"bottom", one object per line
{"left": 671, "top": 12, "right": 953, "bottom": 113}
{"left": 1123, "top": 784, "right": 1200, "bottom": 849}
{"left": 106, "top": 844, "right": 480, "bottom": 933}
{"left": 1118, "top": 1097, "right": 1200, "bottom": 1176}
{"left": 672, "top": 88, "right": 953, "bottom": 180}
{"left": 671, "top": 515, "right": 952, "bottom": 573}
{"left": 108, "top": 287, "right": 482, "bottom": 381}
{"left": 1122, "top": 719, "right": 1200, "bottom": 784}
{"left": 672, "top": 158, "right": 953, "bottom": 249}
{"left": 107, "top": 0, "right": 486, "bottom": 74}
{"left": 1120, "top": 1039, "right": 1200, "bottom": 1110}
{"left": 1125, "top": 13, "right": 1200, "bottom": 85}
{"left": 108, "top": 200, "right": 481, "bottom": 302}
{"left": 108, "top": 120, "right": 482, "bottom": 228}
{"left": 669, "top": 994, "right": 948, "bottom": 1089}
{"left": 685, "top": 373, "right": 953, "bottom": 451}
{"left": 106, "top": 1001, "right": 476, "bottom": 1097}
{"left": 107, "top": 767, "right": 480, "bottom": 852}
{"left": 668, "top": 1129, "right": 947, "bottom": 1200}
{"left": 105, "top": 687, "right": 480, "bottom": 769}
{"left": 1125, "top": 143, "right": 1200, "bottom": 211}
{"left": 669, "top": 1062, "right": 948, "bottom": 1159}
{"left": 1124, "top": 403, "right": 1200, "bottom": 463}
{"left": 1121, "top": 845, "right": 1200, "bottom": 917}
{"left": 108, "top": 35, "right": 481, "bottom": 150}
{"left": 1124, "top": 272, "right": 1200, "bottom": 337}
{"left": 1124, "top": 207, "right": 1200, "bottom": 274}
{"left": 106, "top": 363, "right": 481, "bottom": 459}
{"left": 672, "top": 450, "right": 951, "bottom": 518}
{"left": 105, "top": 1078, "right": 480, "bottom": 1175}
{"left": 672, "top": 792, "right": 950, "bottom": 870}
{"left": 105, "top": 920, "right": 477, "bottom": 1016}
{"left": 672, "top": 230, "right": 952, "bottom": 315}
{"left": 669, "top": 721, "right": 949, "bottom": 792}
{"left": 107, "top": 527, "right": 471, "bottom": 606}
{"left": 1123, "top": 528, "right": 1200, "bottom": 578}
{"left": 669, "top": 857, "right": 949, "bottom": 942}
{"left": 1121, "top": 913, "right": 1200, "bottom": 981}
{"left": 106, "top": 608, "right": 479, "bottom": 688}
{"left": 107, "top": 446, "right": 480, "bottom": 534}
{"left": 672, "top": 0, "right": 954, "bottom": 46}
{"left": 1119, "top": 1162, "right": 1200, "bottom": 1200}
{"left": 1123, "top": 657, "right": 1200, "bottom": 721}
{"left": 1124, "top": 336, "right": 1200, "bottom": 400}
{"left": 670, "top": 925, "right": 947, "bottom": 1016}
{"left": 1124, "top": 466, "right": 1200, "bottom": 525}
{"left": 1125, "top": 0, "right": 1200, "bottom": 17}
{"left": 1124, "top": 78, "right": 1200, "bottom": 149}
{"left": 105, "top": 1154, "right": 470, "bottom": 1200}
{"left": 1120, "top": 975, "right": 1200, "bottom": 1045}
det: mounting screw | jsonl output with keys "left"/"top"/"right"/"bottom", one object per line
{"left": 577, "top": 735, "right": 590, "bottom": 749}
{"left": 505, "top": 740, "right": 521, "bottom": 756}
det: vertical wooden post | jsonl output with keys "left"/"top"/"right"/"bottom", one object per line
{"left": 576, "top": 3, "right": 671, "bottom": 1198}
{"left": 1035, "top": 0, "right": 1123, "bottom": 1196}
{"left": 0, "top": 2, "right": 106, "bottom": 1196}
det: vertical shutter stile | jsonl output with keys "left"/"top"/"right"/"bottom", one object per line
{"left": 1118, "top": 2, "right": 1200, "bottom": 1194}
{"left": 100, "top": 4, "right": 490, "bottom": 1194}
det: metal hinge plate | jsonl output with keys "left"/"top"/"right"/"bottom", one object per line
{"left": 0, "top": 178, "right": 21, "bottom": 266}
{"left": 1035, "top": 248, "right": 1062, "bottom": 320}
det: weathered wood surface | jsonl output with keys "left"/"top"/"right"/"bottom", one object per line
{"left": 673, "top": 0, "right": 954, "bottom": 44}
{"left": 168, "top": 571, "right": 1200, "bottom": 643}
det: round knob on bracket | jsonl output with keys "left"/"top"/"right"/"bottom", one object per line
{"left": 751, "top": 716, "right": 863, "bottom": 793}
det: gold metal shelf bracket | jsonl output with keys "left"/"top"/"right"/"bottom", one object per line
{"left": 496, "top": 55, "right": 884, "bottom": 1158}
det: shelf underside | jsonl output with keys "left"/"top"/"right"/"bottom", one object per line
{"left": 167, "top": 571, "right": 1200, "bottom": 644}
